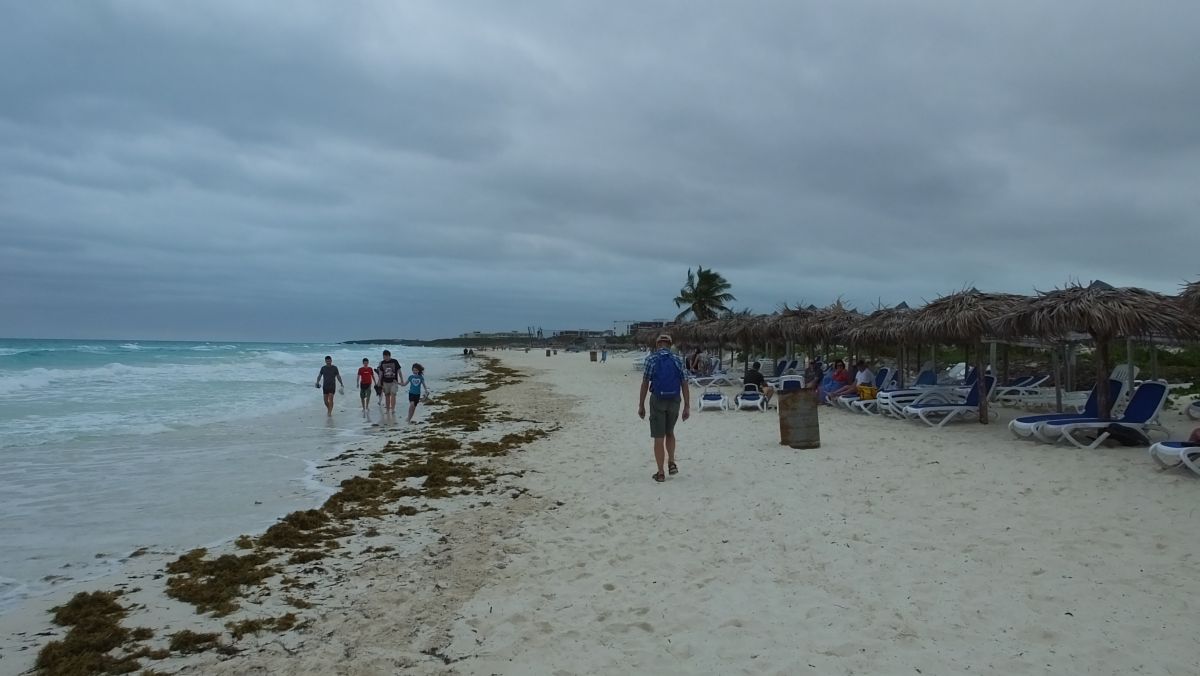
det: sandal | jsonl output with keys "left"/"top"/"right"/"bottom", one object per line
{"left": 652, "top": 472, "right": 665, "bottom": 483}
{"left": 668, "top": 462, "right": 679, "bottom": 475}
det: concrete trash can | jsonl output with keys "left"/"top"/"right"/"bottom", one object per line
{"left": 777, "top": 389, "right": 820, "bottom": 449}
{"left": 589, "top": 351, "right": 597, "bottom": 362}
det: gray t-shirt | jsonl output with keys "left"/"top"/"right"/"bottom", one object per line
{"left": 318, "top": 365, "right": 340, "bottom": 390}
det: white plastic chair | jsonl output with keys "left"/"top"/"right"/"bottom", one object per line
{"left": 696, "top": 385, "right": 728, "bottom": 411}
{"left": 734, "top": 384, "right": 767, "bottom": 411}
{"left": 1148, "top": 441, "right": 1200, "bottom": 474}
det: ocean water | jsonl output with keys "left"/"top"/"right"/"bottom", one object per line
{"left": 0, "top": 339, "right": 466, "bottom": 614}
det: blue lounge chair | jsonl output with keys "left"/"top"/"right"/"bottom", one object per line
{"left": 1148, "top": 440, "right": 1200, "bottom": 474}
{"left": 902, "top": 376, "right": 997, "bottom": 428}
{"left": 1008, "top": 379, "right": 1125, "bottom": 439}
{"left": 1034, "top": 382, "right": 1169, "bottom": 449}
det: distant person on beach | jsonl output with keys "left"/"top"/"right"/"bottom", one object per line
{"left": 378, "top": 350, "right": 403, "bottom": 413}
{"left": 685, "top": 347, "right": 703, "bottom": 373}
{"left": 743, "top": 361, "right": 776, "bottom": 406}
{"left": 405, "top": 363, "right": 431, "bottom": 423}
{"left": 315, "top": 356, "right": 344, "bottom": 416}
{"left": 638, "top": 334, "right": 690, "bottom": 483}
{"left": 356, "top": 358, "right": 377, "bottom": 412}
{"left": 373, "top": 365, "right": 383, "bottom": 404}
{"left": 601, "top": 349, "right": 608, "bottom": 364}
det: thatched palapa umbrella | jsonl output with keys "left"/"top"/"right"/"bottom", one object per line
{"left": 992, "top": 280, "right": 1200, "bottom": 419}
{"left": 906, "top": 289, "right": 1025, "bottom": 423}
{"left": 1181, "top": 279, "right": 1200, "bottom": 314}
{"left": 845, "top": 302, "right": 914, "bottom": 385}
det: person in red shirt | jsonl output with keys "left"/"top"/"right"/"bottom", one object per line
{"left": 356, "top": 358, "right": 377, "bottom": 412}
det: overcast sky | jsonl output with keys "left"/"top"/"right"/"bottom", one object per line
{"left": 2, "top": 1, "right": 1198, "bottom": 342}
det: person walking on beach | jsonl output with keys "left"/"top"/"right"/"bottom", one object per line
{"left": 315, "top": 356, "right": 344, "bottom": 416}
{"left": 405, "top": 363, "right": 431, "bottom": 423}
{"left": 356, "top": 358, "right": 377, "bottom": 412}
{"left": 638, "top": 334, "right": 690, "bottom": 483}
{"left": 378, "top": 350, "right": 403, "bottom": 413}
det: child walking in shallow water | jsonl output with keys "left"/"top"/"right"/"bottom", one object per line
{"left": 405, "top": 363, "right": 431, "bottom": 423}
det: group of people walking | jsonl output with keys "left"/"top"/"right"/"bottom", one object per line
{"left": 315, "top": 349, "right": 430, "bottom": 422}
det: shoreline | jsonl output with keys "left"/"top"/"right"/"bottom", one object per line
{"left": 0, "top": 355, "right": 560, "bottom": 676}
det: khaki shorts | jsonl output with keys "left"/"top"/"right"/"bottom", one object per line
{"left": 382, "top": 382, "right": 399, "bottom": 395}
{"left": 648, "top": 395, "right": 681, "bottom": 438}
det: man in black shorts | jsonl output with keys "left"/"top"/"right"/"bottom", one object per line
{"left": 377, "top": 349, "right": 403, "bottom": 414}
{"left": 315, "top": 356, "right": 344, "bottom": 416}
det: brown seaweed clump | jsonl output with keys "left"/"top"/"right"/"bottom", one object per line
{"left": 167, "top": 629, "right": 222, "bottom": 654}
{"left": 469, "top": 428, "right": 550, "bottom": 457}
{"left": 226, "top": 613, "right": 299, "bottom": 640}
{"left": 34, "top": 591, "right": 145, "bottom": 676}
{"left": 164, "top": 548, "right": 278, "bottom": 616}
{"left": 256, "top": 509, "right": 350, "bottom": 549}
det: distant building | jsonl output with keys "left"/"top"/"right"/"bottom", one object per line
{"left": 457, "top": 330, "right": 528, "bottom": 339}
{"left": 551, "top": 329, "right": 615, "bottom": 339}
{"left": 628, "top": 320, "right": 668, "bottom": 335}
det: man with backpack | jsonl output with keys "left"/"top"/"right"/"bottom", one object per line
{"left": 638, "top": 334, "right": 690, "bottom": 483}
{"left": 378, "top": 349, "right": 403, "bottom": 414}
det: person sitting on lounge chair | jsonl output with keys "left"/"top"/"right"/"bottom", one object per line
{"left": 828, "top": 360, "right": 872, "bottom": 402}
{"left": 1189, "top": 427, "right": 1200, "bottom": 444}
{"left": 820, "top": 360, "right": 851, "bottom": 404}
{"left": 804, "top": 358, "right": 824, "bottom": 390}
{"left": 743, "top": 361, "right": 775, "bottom": 406}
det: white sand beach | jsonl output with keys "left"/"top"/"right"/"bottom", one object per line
{"left": 3, "top": 350, "right": 1198, "bottom": 676}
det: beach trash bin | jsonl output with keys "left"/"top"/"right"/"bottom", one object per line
{"left": 546, "top": 349, "right": 551, "bottom": 357}
{"left": 553, "top": 349, "right": 558, "bottom": 355}
{"left": 589, "top": 351, "right": 597, "bottom": 362}
{"left": 777, "top": 388, "right": 820, "bottom": 449}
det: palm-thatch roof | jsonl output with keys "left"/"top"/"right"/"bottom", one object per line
{"left": 991, "top": 280, "right": 1200, "bottom": 419}
{"left": 788, "top": 301, "right": 860, "bottom": 345}
{"left": 990, "top": 280, "right": 1200, "bottom": 342}
{"left": 905, "top": 289, "right": 1025, "bottom": 344}
{"left": 1181, "top": 279, "right": 1200, "bottom": 314}
{"left": 845, "top": 303, "right": 914, "bottom": 346}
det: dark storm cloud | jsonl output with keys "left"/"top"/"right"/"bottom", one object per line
{"left": 1, "top": 0, "right": 1198, "bottom": 341}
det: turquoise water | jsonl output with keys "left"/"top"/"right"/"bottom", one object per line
{"left": 0, "top": 339, "right": 464, "bottom": 613}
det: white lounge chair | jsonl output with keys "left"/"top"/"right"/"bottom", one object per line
{"left": 873, "top": 369, "right": 938, "bottom": 417}
{"left": 1148, "top": 441, "right": 1200, "bottom": 474}
{"left": 902, "top": 376, "right": 997, "bottom": 428}
{"left": 734, "top": 384, "right": 767, "bottom": 411}
{"left": 992, "top": 374, "right": 1050, "bottom": 402}
{"left": 696, "top": 385, "right": 729, "bottom": 411}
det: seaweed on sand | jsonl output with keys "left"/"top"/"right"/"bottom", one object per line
{"left": 225, "top": 613, "right": 299, "bottom": 640}
{"left": 167, "top": 629, "right": 222, "bottom": 654}
{"left": 164, "top": 548, "right": 278, "bottom": 616}
{"left": 256, "top": 509, "right": 350, "bottom": 549}
{"left": 468, "top": 428, "right": 550, "bottom": 457}
{"left": 34, "top": 591, "right": 146, "bottom": 676}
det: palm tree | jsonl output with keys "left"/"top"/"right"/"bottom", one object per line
{"left": 673, "top": 267, "right": 736, "bottom": 322}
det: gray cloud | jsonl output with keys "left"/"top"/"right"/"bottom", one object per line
{"left": 1, "top": 0, "right": 1198, "bottom": 341}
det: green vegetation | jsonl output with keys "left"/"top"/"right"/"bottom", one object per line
{"left": 674, "top": 266, "right": 736, "bottom": 321}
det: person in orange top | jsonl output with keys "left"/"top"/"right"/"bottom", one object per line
{"left": 356, "top": 358, "right": 377, "bottom": 412}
